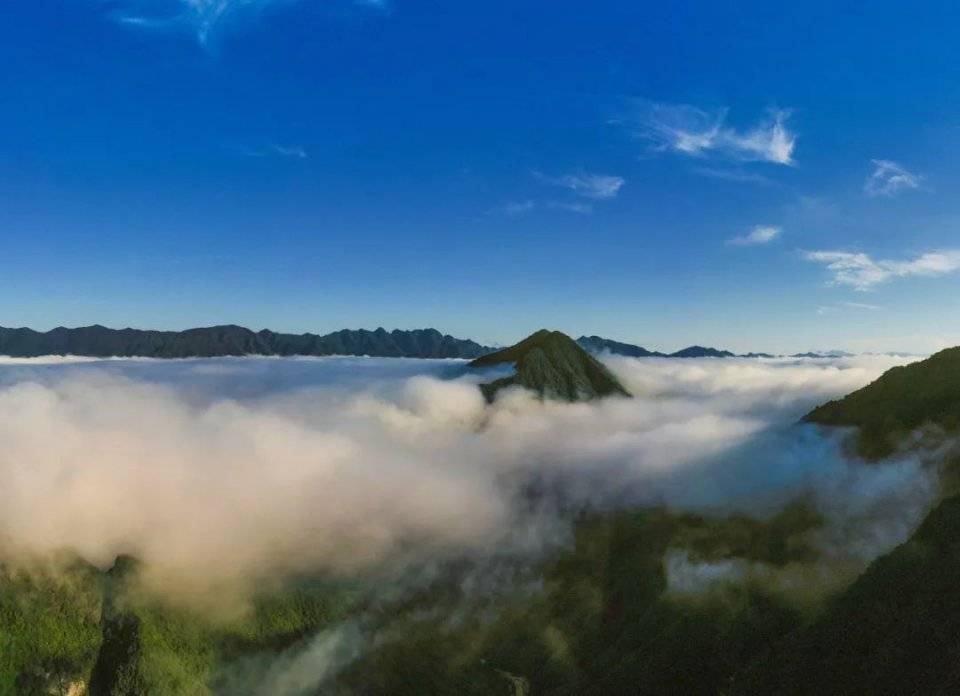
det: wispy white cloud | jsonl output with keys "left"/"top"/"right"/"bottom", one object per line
{"left": 727, "top": 225, "right": 781, "bottom": 246}
{"left": 817, "top": 302, "right": 883, "bottom": 316}
{"left": 496, "top": 170, "right": 623, "bottom": 217}
{"left": 805, "top": 249, "right": 960, "bottom": 290}
{"left": 626, "top": 101, "right": 796, "bottom": 165}
{"left": 492, "top": 199, "right": 594, "bottom": 217}
{"left": 493, "top": 200, "right": 536, "bottom": 217}
{"left": 111, "top": 0, "right": 293, "bottom": 45}
{"left": 109, "top": 0, "right": 382, "bottom": 45}
{"left": 536, "top": 171, "right": 625, "bottom": 200}
{"left": 864, "top": 159, "right": 922, "bottom": 197}
{"left": 548, "top": 201, "right": 593, "bottom": 214}
{"left": 236, "top": 143, "right": 308, "bottom": 159}
{"left": 692, "top": 166, "right": 775, "bottom": 186}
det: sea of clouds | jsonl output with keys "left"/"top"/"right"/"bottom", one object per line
{"left": 0, "top": 353, "right": 938, "bottom": 610}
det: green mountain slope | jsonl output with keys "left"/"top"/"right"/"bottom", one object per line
{"left": 470, "top": 330, "right": 631, "bottom": 402}
{"left": 0, "top": 559, "right": 103, "bottom": 695}
{"left": 733, "top": 494, "right": 960, "bottom": 695}
{"left": 804, "top": 347, "right": 960, "bottom": 458}
{"left": 0, "top": 504, "right": 860, "bottom": 695}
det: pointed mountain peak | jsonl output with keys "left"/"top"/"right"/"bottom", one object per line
{"left": 470, "top": 329, "right": 631, "bottom": 402}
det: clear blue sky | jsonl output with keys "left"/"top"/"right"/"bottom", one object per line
{"left": 3, "top": 1, "right": 960, "bottom": 353}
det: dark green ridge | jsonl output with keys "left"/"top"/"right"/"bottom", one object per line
{"left": 732, "top": 494, "right": 960, "bottom": 695}
{"left": 470, "top": 329, "right": 631, "bottom": 402}
{"left": 804, "top": 346, "right": 960, "bottom": 459}
{"left": 0, "top": 325, "right": 492, "bottom": 359}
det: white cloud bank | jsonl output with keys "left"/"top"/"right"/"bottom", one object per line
{"left": 727, "top": 225, "right": 781, "bottom": 246}
{"left": 804, "top": 249, "right": 960, "bottom": 290}
{"left": 0, "top": 353, "right": 934, "bottom": 611}
{"left": 864, "top": 159, "right": 922, "bottom": 197}
{"left": 627, "top": 102, "right": 796, "bottom": 165}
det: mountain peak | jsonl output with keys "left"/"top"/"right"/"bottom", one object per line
{"left": 470, "top": 330, "right": 631, "bottom": 402}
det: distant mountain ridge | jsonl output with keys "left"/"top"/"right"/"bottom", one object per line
{"left": 791, "top": 350, "right": 855, "bottom": 359}
{"left": 0, "top": 324, "right": 859, "bottom": 361}
{"left": 577, "top": 336, "right": 745, "bottom": 359}
{"left": 0, "top": 325, "right": 492, "bottom": 359}
{"left": 576, "top": 337, "right": 868, "bottom": 360}
{"left": 575, "top": 336, "right": 666, "bottom": 358}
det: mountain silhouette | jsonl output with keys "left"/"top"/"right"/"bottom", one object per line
{"left": 0, "top": 325, "right": 492, "bottom": 360}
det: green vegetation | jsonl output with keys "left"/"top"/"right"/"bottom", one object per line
{"left": 0, "top": 504, "right": 823, "bottom": 695}
{"left": 733, "top": 494, "right": 960, "bottom": 694}
{"left": 331, "top": 505, "right": 819, "bottom": 695}
{"left": 9, "top": 490, "right": 960, "bottom": 695}
{"left": 0, "top": 554, "right": 358, "bottom": 695}
{"left": 805, "top": 347, "right": 960, "bottom": 458}
{"left": 88, "top": 569, "right": 360, "bottom": 696}
{"left": 0, "top": 558, "right": 103, "bottom": 695}
{"left": 471, "top": 330, "right": 631, "bottom": 402}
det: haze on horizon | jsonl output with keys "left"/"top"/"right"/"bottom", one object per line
{"left": 3, "top": 2, "right": 960, "bottom": 353}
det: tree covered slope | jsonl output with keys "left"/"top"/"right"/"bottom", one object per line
{"left": 470, "top": 330, "right": 631, "bottom": 402}
{"left": 804, "top": 347, "right": 960, "bottom": 458}
{"left": 733, "top": 494, "right": 960, "bottom": 694}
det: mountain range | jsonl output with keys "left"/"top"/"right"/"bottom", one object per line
{"left": 0, "top": 325, "right": 492, "bottom": 360}
{"left": 0, "top": 324, "right": 837, "bottom": 360}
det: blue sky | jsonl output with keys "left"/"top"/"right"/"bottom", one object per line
{"left": 3, "top": 1, "right": 960, "bottom": 352}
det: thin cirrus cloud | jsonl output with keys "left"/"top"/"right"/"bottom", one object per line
{"left": 235, "top": 143, "right": 308, "bottom": 159}
{"left": 536, "top": 171, "right": 626, "bottom": 200}
{"left": 727, "top": 225, "right": 781, "bottom": 246}
{"left": 817, "top": 302, "right": 883, "bottom": 316}
{"left": 804, "top": 249, "right": 960, "bottom": 290}
{"left": 493, "top": 200, "right": 594, "bottom": 217}
{"left": 692, "top": 166, "right": 775, "bottom": 186}
{"left": 496, "top": 171, "right": 624, "bottom": 217}
{"left": 864, "top": 159, "right": 923, "bottom": 197}
{"left": 497, "top": 200, "right": 536, "bottom": 217}
{"left": 109, "top": 0, "right": 385, "bottom": 45}
{"left": 624, "top": 101, "right": 797, "bottom": 165}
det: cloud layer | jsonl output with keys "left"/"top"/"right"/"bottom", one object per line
{"left": 0, "top": 352, "right": 933, "bottom": 613}
{"left": 627, "top": 101, "right": 797, "bottom": 165}
{"left": 805, "top": 249, "right": 960, "bottom": 290}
